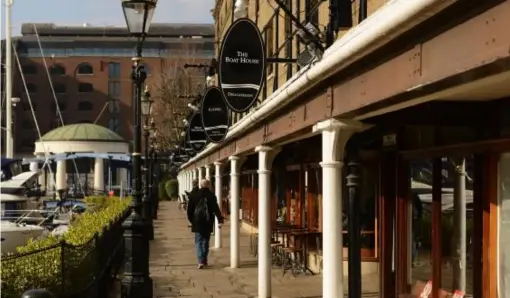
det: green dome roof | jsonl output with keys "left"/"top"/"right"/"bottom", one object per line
{"left": 39, "top": 123, "right": 125, "bottom": 142}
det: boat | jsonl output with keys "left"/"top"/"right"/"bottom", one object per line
{"left": 0, "top": 171, "right": 48, "bottom": 254}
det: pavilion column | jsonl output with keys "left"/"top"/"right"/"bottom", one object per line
{"left": 94, "top": 158, "right": 105, "bottom": 192}
{"left": 256, "top": 145, "right": 281, "bottom": 298}
{"left": 29, "top": 160, "right": 39, "bottom": 172}
{"left": 214, "top": 161, "right": 223, "bottom": 249}
{"left": 205, "top": 165, "right": 211, "bottom": 181}
{"left": 56, "top": 159, "right": 67, "bottom": 194}
{"left": 313, "top": 118, "right": 364, "bottom": 298}
{"left": 118, "top": 168, "right": 128, "bottom": 189}
{"left": 229, "top": 155, "right": 243, "bottom": 268}
{"left": 192, "top": 169, "right": 197, "bottom": 181}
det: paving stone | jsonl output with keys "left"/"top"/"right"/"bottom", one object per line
{"left": 146, "top": 201, "right": 380, "bottom": 298}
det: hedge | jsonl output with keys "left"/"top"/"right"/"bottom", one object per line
{"left": 0, "top": 196, "right": 130, "bottom": 297}
{"left": 165, "top": 179, "right": 179, "bottom": 199}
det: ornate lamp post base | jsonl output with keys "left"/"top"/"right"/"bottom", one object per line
{"left": 121, "top": 209, "right": 153, "bottom": 298}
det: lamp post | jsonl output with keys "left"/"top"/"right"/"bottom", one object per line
{"left": 149, "top": 123, "right": 159, "bottom": 220}
{"left": 141, "top": 87, "right": 154, "bottom": 241}
{"left": 120, "top": 1, "right": 158, "bottom": 297}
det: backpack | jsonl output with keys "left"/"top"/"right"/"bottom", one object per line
{"left": 194, "top": 197, "right": 211, "bottom": 225}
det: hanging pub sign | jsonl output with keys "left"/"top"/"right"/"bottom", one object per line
{"left": 184, "top": 134, "right": 196, "bottom": 158}
{"left": 218, "top": 18, "right": 265, "bottom": 113}
{"left": 187, "top": 112, "right": 208, "bottom": 153}
{"left": 201, "top": 87, "right": 230, "bottom": 143}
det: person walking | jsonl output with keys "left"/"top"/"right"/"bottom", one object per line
{"left": 187, "top": 178, "right": 224, "bottom": 268}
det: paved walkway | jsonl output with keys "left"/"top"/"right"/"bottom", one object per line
{"left": 150, "top": 201, "right": 380, "bottom": 298}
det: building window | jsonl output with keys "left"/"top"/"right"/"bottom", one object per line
{"left": 49, "top": 64, "right": 66, "bottom": 76}
{"left": 53, "top": 83, "right": 66, "bottom": 94}
{"left": 21, "top": 120, "right": 34, "bottom": 130}
{"left": 108, "top": 81, "right": 121, "bottom": 99}
{"left": 51, "top": 102, "right": 67, "bottom": 112}
{"left": 108, "top": 118, "right": 121, "bottom": 134}
{"left": 78, "top": 83, "right": 94, "bottom": 93}
{"left": 78, "top": 120, "right": 92, "bottom": 123}
{"left": 109, "top": 100, "right": 120, "bottom": 113}
{"left": 22, "top": 102, "right": 36, "bottom": 111}
{"left": 78, "top": 101, "right": 93, "bottom": 111}
{"left": 26, "top": 83, "right": 37, "bottom": 94}
{"left": 266, "top": 21, "right": 274, "bottom": 74}
{"left": 108, "top": 62, "right": 121, "bottom": 78}
{"left": 21, "top": 64, "right": 37, "bottom": 75}
{"left": 76, "top": 63, "right": 94, "bottom": 75}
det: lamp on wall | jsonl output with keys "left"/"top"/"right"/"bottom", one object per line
{"left": 296, "top": 23, "right": 323, "bottom": 67}
{"left": 234, "top": 0, "right": 248, "bottom": 20}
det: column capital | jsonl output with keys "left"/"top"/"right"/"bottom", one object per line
{"left": 228, "top": 155, "right": 240, "bottom": 161}
{"left": 204, "top": 164, "right": 212, "bottom": 169}
{"left": 214, "top": 161, "right": 222, "bottom": 166}
{"left": 312, "top": 118, "right": 366, "bottom": 133}
{"left": 256, "top": 146, "right": 281, "bottom": 172}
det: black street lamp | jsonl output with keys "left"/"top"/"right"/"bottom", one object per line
{"left": 141, "top": 87, "right": 154, "bottom": 241}
{"left": 120, "top": 0, "right": 158, "bottom": 297}
{"left": 149, "top": 123, "right": 160, "bottom": 220}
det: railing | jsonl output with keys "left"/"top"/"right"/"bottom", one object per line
{"left": 1, "top": 209, "right": 129, "bottom": 298}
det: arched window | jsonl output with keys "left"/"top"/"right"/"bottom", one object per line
{"left": 49, "top": 64, "right": 66, "bottom": 75}
{"left": 26, "top": 83, "right": 37, "bottom": 94}
{"left": 78, "top": 83, "right": 94, "bottom": 93}
{"left": 78, "top": 101, "right": 93, "bottom": 111}
{"left": 53, "top": 83, "right": 67, "bottom": 94}
{"left": 76, "top": 63, "right": 94, "bottom": 75}
{"left": 22, "top": 64, "right": 37, "bottom": 75}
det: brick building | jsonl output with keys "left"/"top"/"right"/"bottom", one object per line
{"left": 3, "top": 23, "right": 214, "bottom": 157}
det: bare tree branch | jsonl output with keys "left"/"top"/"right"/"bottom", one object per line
{"left": 148, "top": 43, "right": 208, "bottom": 152}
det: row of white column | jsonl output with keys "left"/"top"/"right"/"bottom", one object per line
{"left": 29, "top": 157, "right": 128, "bottom": 194}
{"left": 176, "top": 119, "right": 363, "bottom": 298}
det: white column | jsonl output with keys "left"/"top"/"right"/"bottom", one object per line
{"left": 198, "top": 167, "right": 204, "bottom": 181}
{"left": 118, "top": 168, "right": 128, "bottom": 189}
{"left": 229, "top": 155, "right": 242, "bottom": 268}
{"left": 255, "top": 146, "right": 280, "bottom": 298}
{"left": 94, "top": 158, "right": 105, "bottom": 191}
{"left": 214, "top": 161, "right": 223, "bottom": 249}
{"left": 205, "top": 165, "right": 211, "bottom": 181}
{"left": 313, "top": 119, "right": 364, "bottom": 298}
{"left": 192, "top": 169, "right": 197, "bottom": 181}
{"left": 56, "top": 159, "right": 67, "bottom": 193}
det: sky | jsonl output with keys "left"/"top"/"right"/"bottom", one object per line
{"left": 2, "top": 0, "right": 215, "bottom": 36}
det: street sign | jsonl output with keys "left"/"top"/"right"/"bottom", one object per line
{"left": 187, "top": 112, "right": 207, "bottom": 153}
{"left": 201, "top": 87, "right": 230, "bottom": 143}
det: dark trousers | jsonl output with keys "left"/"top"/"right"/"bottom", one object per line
{"left": 195, "top": 232, "right": 211, "bottom": 264}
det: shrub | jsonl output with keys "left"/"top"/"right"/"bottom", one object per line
{"left": 0, "top": 196, "right": 130, "bottom": 298}
{"left": 165, "top": 179, "right": 179, "bottom": 199}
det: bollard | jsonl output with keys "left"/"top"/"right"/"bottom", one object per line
{"left": 21, "top": 289, "right": 54, "bottom": 298}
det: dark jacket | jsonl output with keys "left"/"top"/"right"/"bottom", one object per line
{"left": 187, "top": 188, "right": 224, "bottom": 234}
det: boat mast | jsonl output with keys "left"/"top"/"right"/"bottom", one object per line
{"left": 5, "top": 0, "right": 14, "bottom": 158}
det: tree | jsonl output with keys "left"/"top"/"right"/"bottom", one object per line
{"left": 148, "top": 44, "right": 210, "bottom": 151}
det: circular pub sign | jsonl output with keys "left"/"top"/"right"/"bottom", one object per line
{"left": 184, "top": 134, "right": 196, "bottom": 158}
{"left": 187, "top": 112, "right": 208, "bottom": 153}
{"left": 201, "top": 87, "right": 230, "bottom": 143}
{"left": 218, "top": 18, "right": 265, "bottom": 113}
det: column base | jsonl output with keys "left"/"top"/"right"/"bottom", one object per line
{"left": 121, "top": 276, "right": 153, "bottom": 298}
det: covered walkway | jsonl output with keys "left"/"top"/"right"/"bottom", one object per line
{"left": 149, "top": 201, "right": 379, "bottom": 298}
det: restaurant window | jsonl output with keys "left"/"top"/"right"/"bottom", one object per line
{"left": 265, "top": 21, "right": 274, "bottom": 74}
{"left": 21, "top": 120, "right": 34, "bottom": 130}
{"left": 22, "top": 102, "right": 36, "bottom": 111}
{"left": 109, "top": 100, "right": 120, "bottom": 114}
{"left": 499, "top": 153, "right": 510, "bottom": 297}
{"left": 78, "top": 83, "right": 94, "bottom": 93}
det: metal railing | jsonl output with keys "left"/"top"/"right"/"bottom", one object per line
{"left": 1, "top": 209, "right": 129, "bottom": 298}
